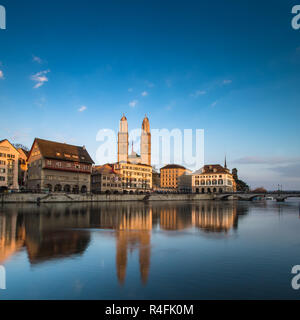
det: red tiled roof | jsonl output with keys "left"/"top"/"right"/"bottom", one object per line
{"left": 161, "top": 164, "right": 187, "bottom": 170}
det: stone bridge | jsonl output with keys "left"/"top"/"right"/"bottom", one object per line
{"left": 214, "top": 192, "right": 300, "bottom": 202}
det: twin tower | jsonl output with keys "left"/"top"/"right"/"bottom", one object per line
{"left": 118, "top": 115, "right": 151, "bottom": 166}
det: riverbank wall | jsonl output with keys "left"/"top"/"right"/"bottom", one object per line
{"left": 1, "top": 193, "right": 215, "bottom": 203}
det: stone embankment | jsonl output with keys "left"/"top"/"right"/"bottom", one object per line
{"left": 1, "top": 192, "right": 215, "bottom": 203}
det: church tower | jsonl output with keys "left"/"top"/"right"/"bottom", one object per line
{"left": 118, "top": 114, "right": 128, "bottom": 163}
{"left": 140, "top": 115, "right": 151, "bottom": 166}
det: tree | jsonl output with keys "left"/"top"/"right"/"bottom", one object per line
{"left": 13, "top": 143, "right": 29, "bottom": 151}
{"left": 232, "top": 168, "right": 250, "bottom": 192}
{"left": 252, "top": 187, "right": 267, "bottom": 193}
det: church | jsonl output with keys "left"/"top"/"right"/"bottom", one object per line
{"left": 118, "top": 114, "right": 151, "bottom": 166}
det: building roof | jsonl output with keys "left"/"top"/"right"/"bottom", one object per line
{"left": 194, "top": 164, "right": 230, "bottom": 175}
{"left": 0, "top": 139, "right": 20, "bottom": 153}
{"left": 121, "top": 114, "right": 127, "bottom": 121}
{"left": 142, "top": 115, "right": 150, "bottom": 132}
{"left": 92, "top": 164, "right": 117, "bottom": 175}
{"left": 115, "top": 161, "right": 152, "bottom": 168}
{"left": 29, "top": 138, "right": 94, "bottom": 164}
{"left": 161, "top": 164, "right": 187, "bottom": 170}
{"left": 17, "top": 148, "right": 29, "bottom": 159}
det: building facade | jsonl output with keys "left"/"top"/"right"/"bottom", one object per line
{"left": 113, "top": 162, "right": 152, "bottom": 193}
{"left": 160, "top": 164, "right": 191, "bottom": 189}
{"left": 27, "top": 138, "right": 94, "bottom": 193}
{"left": 91, "top": 164, "right": 123, "bottom": 194}
{"left": 0, "top": 140, "right": 20, "bottom": 191}
{"left": 179, "top": 164, "right": 236, "bottom": 194}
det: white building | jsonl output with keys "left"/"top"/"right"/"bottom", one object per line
{"left": 179, "top": 164, "right": 236, "bottom": 194}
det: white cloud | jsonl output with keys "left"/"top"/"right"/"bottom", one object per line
{"left": 223, "top": 79, "right": 232, "bottom": 85}
{"left": 0, "top": 70, "right": 4, "bottom": 79}
{"left": 233, "top": 156, "right": 300, "bottom": 165}
{"left": 141, "top": 91, "right": 148, "bottom": 97}
{"left": 78, "top": 106, "right": 87, "bottom": 112}
{"left": 33, "top": 55, "right": 42, "bottom": 64}
{"left": 191, "top": 90, "right": 206, "bottom": 98}
{"left": 129, "top": 100, "right": 138, "bottom": 108}
{"left": 31, "top": 70, "right": 50, "bottom": 89}
{"left": 145, "top": 81, "right": 155, "bottom": 88}
{"left": 211, "top": 101, "right": 217, "bottom": 107}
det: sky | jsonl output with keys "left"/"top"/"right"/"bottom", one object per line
{"left": 0, "top": 0, "right": 300, "bottom": 189}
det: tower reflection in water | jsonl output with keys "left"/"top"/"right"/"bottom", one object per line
{"left": 0, "top": 201, "right": 248, "bottom": 285}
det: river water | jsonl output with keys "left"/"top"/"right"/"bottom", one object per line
{"left": 0, "top": 200, "right": 300, "bottom": 300}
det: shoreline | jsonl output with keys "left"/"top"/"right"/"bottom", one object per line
{"left": 0, "top": 192, "right": 218, "bottom": 203}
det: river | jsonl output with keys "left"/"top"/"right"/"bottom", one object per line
{"left": 0, "top": 200, "right": 300, "bottom": 300}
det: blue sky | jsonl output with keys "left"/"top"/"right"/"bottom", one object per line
{"left": 0, "top": 0, "right": 300, "bottom": 189}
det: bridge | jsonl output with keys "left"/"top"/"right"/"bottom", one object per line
{"left": 214, "top": 191, "right": 300, "bottom": 202}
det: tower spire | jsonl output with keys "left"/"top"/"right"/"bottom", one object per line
{"left": 224, "top": 155, "right": 227, "bottom": 169}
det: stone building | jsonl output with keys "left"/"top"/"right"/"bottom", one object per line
{"left": 179, "top": 164, "right": 236, "bottom": 194}
{"left": 113, "top": 162, "right": 152, "bottom": 193}
{"left": 118, "top": 114, "right": 151, "bottom": 166}
{"left": 27, "top": 138, "right": 94, "bottom": 193}
{"left": 114, "top": 114, "right": 152, "bottom": 193}
{"left": 160, "top": 164, "right": 192, "bottom": 189}
{"left": 91, "top": 164, "right": 122, "bottom": 194}
{"left": 0, "top": 139, "right": 20, "bottom": 191}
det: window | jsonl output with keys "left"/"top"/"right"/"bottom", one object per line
{"left": 47, "top": 160, "right": 52, "bottom": 166}
{"left": 0, "top": 176, "right": 5, "bottom": 181}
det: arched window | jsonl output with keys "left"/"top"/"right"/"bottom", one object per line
{"left": 206, "top": 180, "right": 211, "bottom": 186}
{"left": 64, "top": 185, "right": 71, "bottom": 193}
{"left": 212, "top": 179, "right": 217, "bottom": 185}
{"left": 218, "top": 179, "right": 223, "bottom": 185}
{"left": 81, "top": 185, "right": 87, "bottom": 193}
{"left": 201, "top": 180, "right": 205, "bottom": 185}
{"left": 45, "top": 184, "right": 52, "bottom": 192}
{"left": 54, "top": 184, "right": 62, "bottom": 192}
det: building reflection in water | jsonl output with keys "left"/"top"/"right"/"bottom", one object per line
{"left": 0, "top": 201, "right": 248, "bottom": 284}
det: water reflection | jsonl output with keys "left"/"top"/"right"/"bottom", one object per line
{"left": 0, "top": 201, "right": 248, "bottom": 285}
